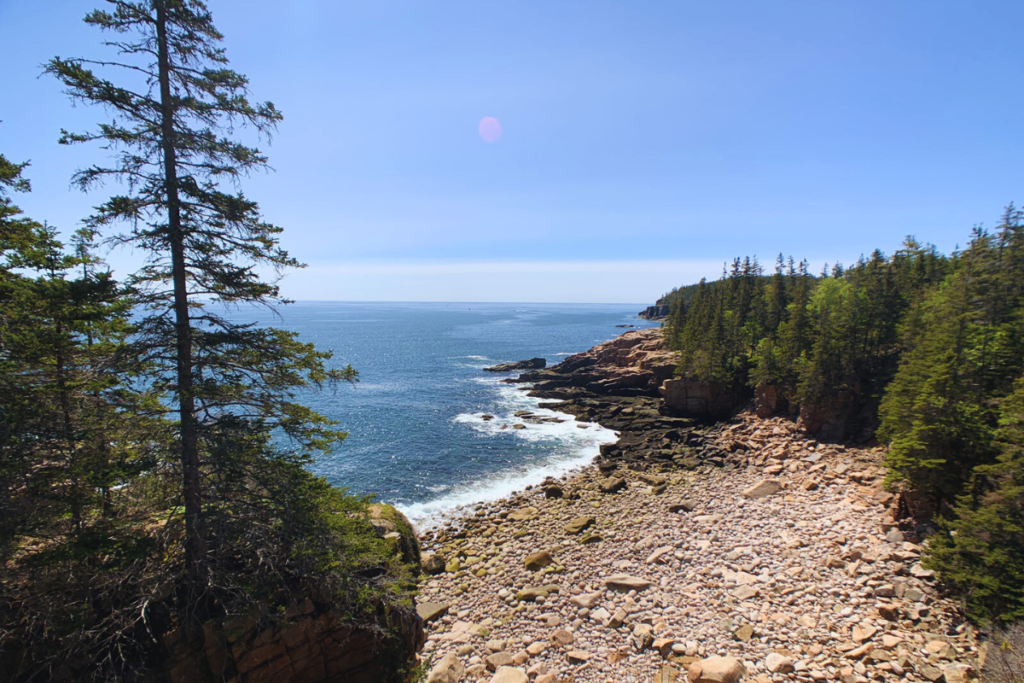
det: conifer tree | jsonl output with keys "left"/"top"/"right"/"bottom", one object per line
{"left": 47, "top": 0, "right": 355, "bottom": 591}
{"left": 880, "top": 211, "right": 1024, "bottom": 505}
{"left": 925, "top": 378, "right": 1024, "bottom": 623}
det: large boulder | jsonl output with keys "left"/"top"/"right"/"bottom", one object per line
{"left": 368, "top": 503, "right": 421, "bottom": 567}
{"left": 765, "top": 653, "right": 795, "bottom": 674}
{"left": 422, "top": 552, "right": 446, "bottom": 575}
{"left": 508, "top": 507, "right": 539, "bottom": 521}
{"left": 426, "top": 652, "right": 465, "bottom": 683}
{"left": 687, "top": 656, "right": 747, "bottom": 683}
{"left": 489, "top": 666, "right": 528, "bottom": 683}
{"left": 416, "top": 602, "right": 449, "bottom": 623}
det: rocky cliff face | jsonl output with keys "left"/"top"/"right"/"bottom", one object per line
{"left": 162, "top": 601, "right": 424, "bottom": 683}
{"left": 638, "top": 304, "right": 670, "bottom": 320}
{"left": 515, "top": 328, "right": 677, "bottom": 399}
{"left": 660, "top": 378, "right": 747, "bottom": 421}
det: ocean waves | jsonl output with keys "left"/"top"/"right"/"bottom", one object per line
{"left": 397, "top": 377, "right": 617, "bottom": 529}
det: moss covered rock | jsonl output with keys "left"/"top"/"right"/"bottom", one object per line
{"left": 368, "top": 503, "right": 421, "bottom": 568}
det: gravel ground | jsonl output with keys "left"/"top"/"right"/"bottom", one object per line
{"left": 415, "top": 411, "right": 980, "bottom": 683}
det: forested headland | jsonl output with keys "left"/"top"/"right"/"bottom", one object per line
{"left": 1, "top": 2, "right": 421, "bottom": 682}
{"left": 660, "top": 216, "right": 1024, "bottom": 624}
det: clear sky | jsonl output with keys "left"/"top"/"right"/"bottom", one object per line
{"left": 2, "top": 1, "right": 1023, "bottom": 303}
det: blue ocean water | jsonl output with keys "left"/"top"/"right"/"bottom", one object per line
{"left": 233, "top": 302, "right": 659, "bottom": 527}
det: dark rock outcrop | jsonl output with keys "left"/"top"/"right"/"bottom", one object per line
{"left": 162, "top": 600, "right": 423, "bottom": 683}
{"left": 483, "top": 358, "right": 546, "bottom": 372}
{"left": 638, "top": 304, "right": 669, "bottom": 320}
{"left": 754, "top": 382, "right": 789, "bottom": 418}
{"left": 660, "top": 378, "right": 746, "bottom": 421}
{"left": 152, "top": 506, "right": 425, "bottom": 683}
{"left": 798, "top": 391, "right": 862, "bottom": 442}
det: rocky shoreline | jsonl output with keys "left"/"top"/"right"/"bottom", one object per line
{"left": 413, "top": 329, "right": 981, "bottom": 683}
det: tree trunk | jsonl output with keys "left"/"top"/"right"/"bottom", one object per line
{"left": 156, "top": 0, "right": 204, "bottom": 582}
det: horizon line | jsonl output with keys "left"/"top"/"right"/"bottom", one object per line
{"left": 281, "top": 300, "right": 662, "bottom": 306}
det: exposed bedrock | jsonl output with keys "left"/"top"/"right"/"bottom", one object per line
{"left": 503, "top": 329, "right": 740, "bottom": 470}
{"left": 483, "top": 358, "right": 546, "bottom": 372}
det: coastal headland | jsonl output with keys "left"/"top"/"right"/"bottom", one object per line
{"left": 413, "top": 328, "right": 981, "bottom": 683}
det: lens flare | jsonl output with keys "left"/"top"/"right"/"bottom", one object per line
{"left": 478, "top": 116, "right": 502, "bottom": 143}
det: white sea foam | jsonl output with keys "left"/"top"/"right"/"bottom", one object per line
{"left": 396, "top": 448, "right": 601, "bottom": 531}
{"left": 397, "top": 382, "right": 618, "bottom": 530}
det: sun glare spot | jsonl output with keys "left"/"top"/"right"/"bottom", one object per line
{"left": 478, "top": 116, "right": 502, "bottom": 143}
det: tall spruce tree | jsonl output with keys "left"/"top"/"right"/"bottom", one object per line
{"left": 925, "top": 378, "right": 1024, "bottom": 623}
{"left": 47, "top": 0, "right": 355, "bottom": 590}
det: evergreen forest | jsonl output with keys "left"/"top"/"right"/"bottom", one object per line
{"left": 1, "top": 2, "right": 418, "bottom": 681}
{"left": 662, "top": 214, "right": 1024, "bottom": 623}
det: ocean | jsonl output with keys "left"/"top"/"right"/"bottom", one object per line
{"left": 231, "top": 302, "right": 660, "bottom": 528}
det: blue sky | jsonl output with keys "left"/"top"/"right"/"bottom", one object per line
{"left": 2, "top": 1, "right": 1022, "bottom": 302}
